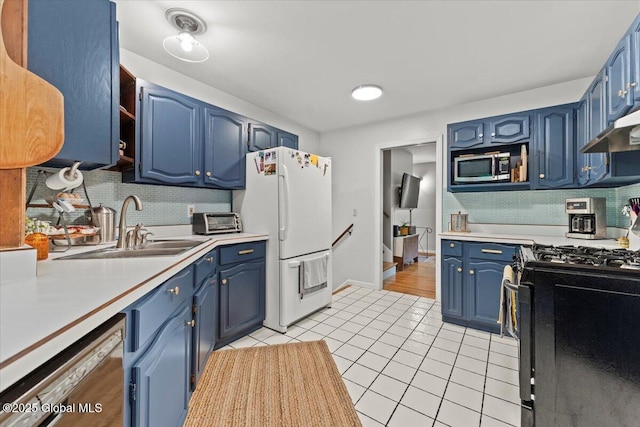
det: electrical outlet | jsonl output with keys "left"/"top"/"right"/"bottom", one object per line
{"left": 353, "top": 209, "right": 358, "bottom": 217}
{"left": 187, "top": 205, "right": 195, "bottom": 217}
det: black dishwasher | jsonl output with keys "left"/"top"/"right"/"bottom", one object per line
{"left": 0, "top": 313, "right": 125, "bottom": 426}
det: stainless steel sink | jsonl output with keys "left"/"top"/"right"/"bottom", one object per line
{"left": 55, "top": 240, "right": 203, "bottom": 260}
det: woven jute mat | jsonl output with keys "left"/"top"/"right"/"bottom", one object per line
{"left": 184, "top": 340, "right": 362, "bottom": 427}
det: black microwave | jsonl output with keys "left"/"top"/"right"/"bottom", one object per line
{"left": 453, "top": 153, "right": 511, "bottom": 183}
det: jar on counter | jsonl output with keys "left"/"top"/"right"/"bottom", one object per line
{"left": 25, "top": 232, "right": 49, "bottom": 260}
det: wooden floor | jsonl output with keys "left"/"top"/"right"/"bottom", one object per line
{"left": 383, "top": 256, "right": 436, "bottom": 299}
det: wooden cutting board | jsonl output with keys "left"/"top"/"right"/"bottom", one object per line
{"left": 0, "top": 0, "right": 64, "bottom": 169}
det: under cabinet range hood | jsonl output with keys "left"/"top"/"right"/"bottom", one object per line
{"left": 582, "top": 108, "right": 640, "bottom": 153}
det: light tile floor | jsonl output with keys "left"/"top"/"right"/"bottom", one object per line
{"left": 223, "top": 286, "right": 521, "bottom": 427}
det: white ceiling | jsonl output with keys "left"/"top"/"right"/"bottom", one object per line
{"left": 114, "top": 1, "right": 640, "bottom": 133}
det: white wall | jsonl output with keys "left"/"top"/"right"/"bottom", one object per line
{"left": 413, "top": 162, "right": 437, "bottom": 254}
{"left": 322, "top": 77, "right": 592, "bottom": 293}
{"left": 120, "top": 49, "right": 321, "bottom": 154}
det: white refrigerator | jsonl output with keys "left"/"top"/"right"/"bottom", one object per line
{"left": 234, "top": 147, "right": 332, "bottom": 332}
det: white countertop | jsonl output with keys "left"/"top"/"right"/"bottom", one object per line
{"left": 438, "top": 223, "right": 635, "bottom": 250}
{"left": 0, "top": 232, "right": 268, "bottom": 392}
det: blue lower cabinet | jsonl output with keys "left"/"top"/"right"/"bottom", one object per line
{"left": 466, "top": 260, "right": 504, "bottom": 328}
{"left": 441, "top": 256, "right": 463, "bottom": 318}
{"left": 441, "top": 240, "right": 516, "bottom": 334}
{"left": 217, "top": 259, "right": 265, "bottom": 347}
{"left": 192, "top": 276, "right": 217, "bottom": 390}
{"left": 131, "top": 305, "right": 191, "bottom": 427}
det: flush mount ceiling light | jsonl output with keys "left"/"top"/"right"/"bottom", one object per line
{"left": 163, "top": 8, "right": 209, "bottom": 63}
{"left": 351, "top": 84, "right": 383, "bottom": 101}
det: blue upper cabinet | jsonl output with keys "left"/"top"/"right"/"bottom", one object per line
{"left": 575, "top": 98, "right": 590, "bottom": 186}
{"left": 28, "top": 0, "right": 119, "bottom": 169}
{"left": 277, "top": 130, "right": 299, "bottom": 149}
{"left": 533, "top": 105, "right": 576, "bottom": 189}
{"left": 203, "top": 107, "right": 247, "bottom": 189}
{"left": 487, "top": 115, "right": 530, "bottom": 144}
{"left": 587, "top": 69, "right": 607, "bottom": 139}
{"left": 137, "top": 81, "right": 201, "bottom": 185}
{"left": 248, "top": 121, "right": 278, "bottom": 152}
{"left": 631, "top": 14, "right": 640, "bottom": 103}
{"left": 449, "top": 121, "right": 485, "bottom": 149}
{"left": 606, "top": 35, "right": 633, "bottom": 122}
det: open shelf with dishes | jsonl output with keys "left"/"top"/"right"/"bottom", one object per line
{"left": 109, "top": 65, "right": 136, "bottom": 172}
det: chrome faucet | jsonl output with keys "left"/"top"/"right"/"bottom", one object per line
{"left": 116, "top": 195, "right": 143, "bottom": 249}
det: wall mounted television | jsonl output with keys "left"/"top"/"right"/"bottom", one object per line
{"left": 399, "top": 173, "right": 421, "bottom": 209}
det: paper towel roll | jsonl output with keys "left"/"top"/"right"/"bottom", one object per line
{"left": 45, "top": 162, "right": 83, "bottom": 191}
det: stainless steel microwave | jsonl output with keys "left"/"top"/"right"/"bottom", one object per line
{"left": 453, "top": 152, "right": 511, "bottom": 183}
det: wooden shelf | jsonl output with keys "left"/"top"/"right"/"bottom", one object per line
{"left": 120, "top": 106, "right": 135, "bottom": 123}
{"left": 107, "top": 154, "right": 134, "bottom": 172}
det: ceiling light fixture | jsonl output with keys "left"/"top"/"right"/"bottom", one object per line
{"left": 351, "top": 84, "right": 383, "bottom": 101}
{"left": 163, "top": 8, "right": 209, "bottom": 63}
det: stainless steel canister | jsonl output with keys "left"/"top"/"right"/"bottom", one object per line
{"left": 450, "top": 211, "right": 469, "bottom": 232}
{"left": 85, "top": 204, "right": 116, "bottom": 243}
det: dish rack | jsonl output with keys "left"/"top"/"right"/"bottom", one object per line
{"left": 25, "top": 169, "right": 96, "bottom": 251}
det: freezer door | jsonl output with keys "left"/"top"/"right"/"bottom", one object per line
{"left": 280, "top": 251, "right": 332, "bottom": 326}
{"left": 278, "top": 148, "right": 332, "bottom": 259}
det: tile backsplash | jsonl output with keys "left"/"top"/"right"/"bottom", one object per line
{"left": 26, "top": 167, "right": 231, "bottom": 226}
{"left": 443, "top": 182, "right": 640, "bottom": 230}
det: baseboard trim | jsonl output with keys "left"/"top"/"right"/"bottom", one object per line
{"left": 336, "top": 279, "right": 377, "bottom": 291}
{"left": 382, "top": 267, "right": 396, "bottom": 280}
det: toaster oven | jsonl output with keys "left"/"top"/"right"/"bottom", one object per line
{"left": 192, "top": 212, "right": 242, "bottom": 235}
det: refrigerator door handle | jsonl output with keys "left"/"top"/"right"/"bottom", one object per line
{"left": 279, "top": 165, "right": 290, "bottom": 241}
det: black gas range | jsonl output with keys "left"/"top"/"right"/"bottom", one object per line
{"left": 515, "top": 243, "right": 640, "bottom": 427}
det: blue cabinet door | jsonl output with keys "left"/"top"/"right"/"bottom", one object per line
{"left": 28, "top": 0, "right": 119, "bottom": 169}
{"left": 488, "top": 115, "right": 530, "bottom": 144}
{"left": 534, "top": 106, "right": 575, "bottom": 189}
{"left": 138, "top": 82, "right": 201, "bottom": 185}
{"left": 248, "top": 122, "right": 277, "bottom": 152}
{"left": 606, "top": 35, "right": 633, "bottom": 122}
{"left": 576, "top": 99, "right": 590, "bottom": 186}
{"left": 441, "top": 256, "right": 464, "bottom": 318}
{"left": 218, "top": 260, "right": 265, "bottom": 342}
{"left": 631, "top": 14, "right": 640, "bottom": 103}
{"left": 277, "top": 131, "right": 299, "bottom": 149}
{"left": 203, "top": 107, "right": 247, "bottom": 189}
{"left": 131, "top": 305, "right": 191, "bottom": 427}
{"left": 192, "top": 277, "right": 216, "bottom": 390}
{"left": 585, "top": 71, "right": 609, "bottom": 184}
{"left": 449, "top": 121, "right": 485, "bottom": 149}
{"left": 465, "top": 260, "right": 503, "bottom": 332}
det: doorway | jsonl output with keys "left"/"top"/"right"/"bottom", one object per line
{"left": 375, "top": 138, "right": 442, "bottom": 300}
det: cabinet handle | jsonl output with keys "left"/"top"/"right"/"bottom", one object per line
{"left": 629, "top": 82, "right": 637, "bottom": 88}
{"left": 206, "top": 257, "right": 214, "bottom": 263}
{"left": 469, "top": 269, "right": 475, "bottom": 275}
{"left": 581, "top": 166, "right": 592, "bottom": 172}
{"left": 187, "top": 320, "right": 195, "bottom": 327}
{"left": 478, "top": 133, "right": 483, "bottom": 138}
{"left": 481, "top": 249, "right": 503, "bottom": 254}
{"left": 221, "top": 278, "right": 228, "bottom": 285}
{"left": 168, "top": 286, "right": 180, "bottom": 295}
{"left": 457, "top": 267, "right": 462, "bottom": 273}
{"left": 238, "top": 249, "right": 254, "bottom": 255}
{"left": 618, "top": 89, "right": 628, "bottom": 97}
{"left": 206, "top": 171, "right": 212, "bottom": 177}
{"left": 491, "top": 132, "right": 495, "bottom": 137}
{"left": 539, "top": 173, "right": 545, "bottom": 179}
{"left": 449, "top": 243, "right": 455, "bottom": 248}
{"left": 195, "top": 170, "right": 201, "bottom": 176}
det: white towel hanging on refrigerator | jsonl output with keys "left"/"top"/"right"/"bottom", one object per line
{"left": 299, "top": 255, "right": 328, "bottom": 298}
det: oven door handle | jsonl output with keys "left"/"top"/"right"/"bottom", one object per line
{"left": 518, "top": 284, "right": 534, "bottom": 401}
